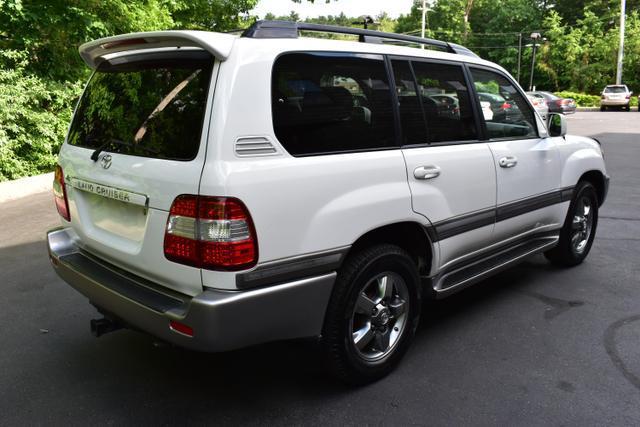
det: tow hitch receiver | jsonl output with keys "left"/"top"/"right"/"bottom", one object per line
{"left": 90, "top": 317, "right": 122, "bottom": 337}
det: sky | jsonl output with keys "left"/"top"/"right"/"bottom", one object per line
{"left": 250, "top": 0, "right": 415, "bottom": 19}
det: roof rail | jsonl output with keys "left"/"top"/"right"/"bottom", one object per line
{"left": 241, "top": 20, "right": 479, "bottom": 58}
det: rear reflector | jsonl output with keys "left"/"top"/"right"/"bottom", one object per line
{"left": 53, "top": 165, "right": 70, "bottom": 221}
{"left": 169, "top": 320, "right": 194, "bottom": 337}
{"left": 164, "top": 195, "right": 258, "bottom": 270}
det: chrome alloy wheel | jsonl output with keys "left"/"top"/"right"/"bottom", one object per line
{"left": 571, "top": 196, "right": 594, "bottom": 254}
{"left": 350, "top": 272, "right": 409, "bottom": 361}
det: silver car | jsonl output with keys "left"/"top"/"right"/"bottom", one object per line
{"left": 601, "top": 85, "right": 632, "bottom": 111}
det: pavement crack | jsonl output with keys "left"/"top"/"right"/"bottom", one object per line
{"left": 604, "top": 315, "right": 640, "bottom": 391}
{"left": 519, "top": 291, "right": 584, "bottom": 320}
{"left": 600, "top": 215, "right": 640, "bottom": 222}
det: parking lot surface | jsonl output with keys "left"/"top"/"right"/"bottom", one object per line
{"left": 1, "top": 112, "right": 639, "bottom": 425}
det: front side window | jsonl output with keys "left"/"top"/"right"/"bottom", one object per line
{"left": 470, "top": 68, "right": 538, "bottom": 140}
{"left": 272, "top": 53, "right": 395, "bottom": 155}
{"left": 68, "top": 51, "right": 213, "bottom": 160}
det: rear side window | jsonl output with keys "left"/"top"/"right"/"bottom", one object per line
{"left": 409, "top": 61, "right": 477, "bottom": 143}
{"left": 470, "top": 68, "right": 538, "bottom": 140}
{"left": 392, "top": 60, "right": 427, "bottom": 145}
{"left": 67, "top": 51, "right": 213, "bottom": 160}
{"left": 272, "top": 53, "right": 395, "bottom": 156}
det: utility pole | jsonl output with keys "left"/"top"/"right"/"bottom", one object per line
{"left": 517, "top": 32, "right": 522, "bottom": 83}
{"left": 420, "top": 0, "right": 427, "bottom": 48}
{"left": 616, "top": 0, "right": 626, "bottom": 85}
{"left": 529, "top": 32, "right": 541, "bottom": 91}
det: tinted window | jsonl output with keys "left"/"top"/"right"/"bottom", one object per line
{"left": 470, "top": 68, "right": 537, "bottom": 139}
{"left": 392, "top": 60, "right": 427, "bottom": 145}
{"left": 272, "top": 53, "right": 395, "bottom": 155}
{"left": 604, "top": 86, "right": 627, "bottom": 93}
{"left": 68, "top": 51, "right": 213, "bottom": 160}
{"left": 411, "top": 61, "right": 477, "bottom": 143}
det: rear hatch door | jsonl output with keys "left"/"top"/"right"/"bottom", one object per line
{"left": 59, "top": 46, "right": 218, "bottom": 296}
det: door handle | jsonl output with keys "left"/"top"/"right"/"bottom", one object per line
{"left": 414, "top": 165, "right": 441, "bottom": 180}
{"left": 498, "top": 156, "right": 518, "bottom": 168}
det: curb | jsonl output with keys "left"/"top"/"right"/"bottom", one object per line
{"left": 0, "top": 172, "right": 53, "bottom": 203}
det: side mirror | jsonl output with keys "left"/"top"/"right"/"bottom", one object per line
{"left": 547, "top": 113, "right": 567, "bottom": 137}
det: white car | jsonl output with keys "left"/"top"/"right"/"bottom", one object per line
{"left": 600, "top": 84, "right": 632, "bottom": 111}
{"left": 48, "top": 21, "right": 609, "bottom": 384}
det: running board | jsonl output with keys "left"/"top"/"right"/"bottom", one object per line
{"left": 430, "top": 235, "right": 559, "bottom": 299}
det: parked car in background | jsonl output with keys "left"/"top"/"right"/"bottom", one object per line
{"left": 527, "top": 93, "right": 549, "bottom": 121}
{"left": 600, "top": 85, "right": 632, "bottom": 111}
{"left": 477, "top": 92, "right": 512, "bottom": 121}
{"left": 528, "top": 91, "right": 576, "bottom": 115}
{"left": 428, "top": 94, "right": 460, "bottom": 119}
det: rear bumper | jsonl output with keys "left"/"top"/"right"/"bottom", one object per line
{"left": 601, "top": 99, "right": 629, "bottom": 106}
{"left": 47, "top": 228, "right": 335, "bottom": 352}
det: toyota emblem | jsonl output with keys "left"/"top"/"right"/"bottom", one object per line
{"left": 100, "top": 154, "right": 112, "bottom": 169}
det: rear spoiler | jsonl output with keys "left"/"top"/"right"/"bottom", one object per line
{"left": 79, "top": 31, "right": 237, "bottom": 69}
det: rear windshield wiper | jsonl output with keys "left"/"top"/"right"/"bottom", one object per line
{"left": 89, "top": 138, "right": 160, "bottom": 161}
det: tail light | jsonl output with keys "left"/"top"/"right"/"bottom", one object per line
{"left": 53, "top": 165, "right": 70, "bottom": 221}
{"left": 626, "top": 94, "right": 631, "bottom": 99}
{"left": 500, "top": 102, "right": 512, "bottom": 110}
{"left": 164, "top": 195, "right": 258, "bottom": 270}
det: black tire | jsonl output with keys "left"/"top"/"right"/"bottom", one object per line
{"left": 600, "top": 105, "right": 605, "bottom": 111}
{"left": 322, "top": 244, "right": 421, "bottom": 385}
{"left": 545, "top": 181, "right": 599, "bottom": 267}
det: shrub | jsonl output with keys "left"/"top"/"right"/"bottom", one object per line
{"left": 0, "top": 51, "right": 83, "bottom": 181}
{"left": 555, "top": 90, "right": 638, "bottom": 107}
{"left": 554, "top": 91, "right": 601, "bottom": 107}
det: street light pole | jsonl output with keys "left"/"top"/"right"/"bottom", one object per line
{"left": 528, "top": 32, "right": 541, "bottom": 91}
{"left": 421, "top": 0, "right": 427, "bottom": 49}
{"left": 616, "top": 0, "right": 626, "bottom": 85}
{"left": 517, "top": 32, "right": 522, "bottom": 83}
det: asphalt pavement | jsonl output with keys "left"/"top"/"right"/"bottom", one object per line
{"left": 1, "top": 111, "right": 640, "bottom": 425}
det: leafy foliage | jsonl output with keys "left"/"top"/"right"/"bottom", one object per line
{"left": 0, "top": 0, "right": 257, "bottom": 181}
{"left": 396, "top": 0, "right": 640, "bottom": 94}
{"left": 0, "top": 50, "right": 83, "bottom": 180}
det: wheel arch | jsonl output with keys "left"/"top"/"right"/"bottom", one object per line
{"left": 345, "top": 222, "right": 435, "bottom": 277}
{"left": 578, "top": 170, "right": 606, "bottom": 206}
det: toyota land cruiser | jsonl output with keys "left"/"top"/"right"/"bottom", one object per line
{"left": 47, "top": 21, "right": 609, "bottom": 384}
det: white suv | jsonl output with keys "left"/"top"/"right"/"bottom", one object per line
{"left": 600, "top": 84, "right": 632, "bottom": 111}
{"left": 48, "top": 21, "right": 609, "bottom": 384}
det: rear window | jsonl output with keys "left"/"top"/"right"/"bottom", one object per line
{"left": 67, "top": 51, "right": 214, "bottom": 161}
{"left": 604, "top": 86, "right": 627, "bottom": 93}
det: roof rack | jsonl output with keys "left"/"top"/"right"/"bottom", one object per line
{"left": 241, "top": 20, "right": 479, "bottom": 58}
